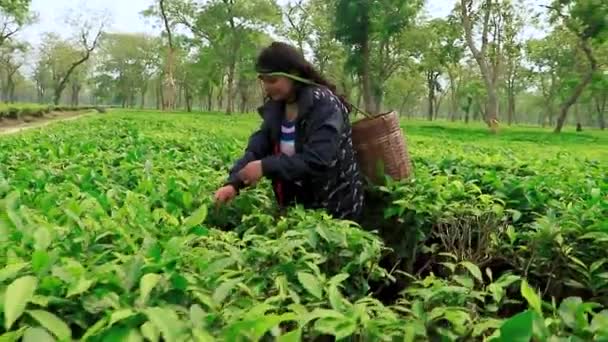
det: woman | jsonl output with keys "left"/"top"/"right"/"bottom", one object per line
{"left": 214, "top": 41, "right": 364, "bottom": 221}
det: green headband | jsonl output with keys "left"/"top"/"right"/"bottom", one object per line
{"left": 259, "top": 71, "right": 372, "bottom": 118}
{"left": 258, "top": 71, "right": 321, "bottom": 87}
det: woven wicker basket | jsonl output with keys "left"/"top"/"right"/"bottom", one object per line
{"left": 352, "top": 111, "right": 412, "bottom": 184}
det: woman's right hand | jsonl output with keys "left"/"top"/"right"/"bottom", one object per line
{"left": 214, "top": 185, "right": 237, "bottom": 205}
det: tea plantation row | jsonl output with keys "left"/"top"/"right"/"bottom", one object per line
{"left": 0, "top": 111, "right": 606, "bottom": 341}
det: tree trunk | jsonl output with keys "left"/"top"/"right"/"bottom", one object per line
{"left": 240, "top": 92, "right": 247, "bottom": 113}
{"left": 464, "top": 96, "right": 472, "bottom": 123}
{"left": 448, "top": 71, "right": 459, "bottom": 121}
{"left": 360, "top": 36, "right": 374, "bottom": 114}
{"left": 160, "top": 0, "right": 176, "bottom": 111}
{"left": 554, "top": 73, "right": 595, "bottom": 133}
{"left": 372, "top": 83, "right": 383, "bottom": 114}
{"left": 427, "top": 71, "right": 435, "bottom": 121}
{"left": 398, "top": 91, "right": 411, "bottom": 117}
{"left": 176, "top": 83, "right": 183, "bottom": 109}
{"left": 8, "top": 80, "right": 15, "bottom": 103}
{"left": 71, "top": 83, "right": 79, "bottom": 107}
{"left": 156, "top": 81, "right": 162, "bottom": 110}
{"left": 485, "top": 86, "right": 499, "bottom": 132}
{"left": 217, "top": 81, "right": 224, "bottom": 110}
{"left": 460, "top": 0, "right": 499, "bottom": 133}
{"left": 207, "top": 88, "right": 213, "bottom": 112}
{"left": 555, "top": 40, "right": 597, "bottom": 133}
{"left": 140, "top": 84, "right": 147, "bottom": 109}
{"left": 159, "top": 82, "right": 165, "bottom": 110}
{"left": 36, "top": 83, "right": 44, "bottom": 103}
{"left": 596, "top": 96, "right": 606, "bottom": 130}
{"left": 356, "top": 85, "right": 362, "bottom": 115}
{"left": 507, "top": 90, "right": 515, "bottom": 126}
{"left": 185, "top": 85, "right": 192, "bottom": 112}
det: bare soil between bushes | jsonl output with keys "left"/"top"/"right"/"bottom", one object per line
{"left": 0, "top": 110, "right": 97, "bottom": 136}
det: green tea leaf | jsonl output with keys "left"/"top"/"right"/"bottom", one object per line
{"left": 278, "top": 328, "right": 302, "bottom": 342}
{"left": 460, "top": 261, "right": 483, "bottom": 282}
{"left": 212, "top": 277, "right": 243, "bottom": 306}
{"left": 190, "top": 304, "right": 206, "bottom": 329}
{"left": 109, "top": 308, "right": 137, "bottom": 326}
{"left": 520, "top": 280, "right": 542, "bottom": 314}
{"left": 328, "top": 282, "right": 347, "bottom": 311}
{"left": 4, "top": 275, "right": 38, "bottom": 330}
{"left": 510, "top": 209, "right": 522, "bottom": 222}
{"left": 66, "top": 277, "right": 93, "bottom": 297}
{"left": 591, "top": 310, "right": 608, "bottom": 334}
{"left": 0, "top": 262, "right": 28, "bottom": 282}
{"left": 144, "top": 307, "right": 186, "bottom": 341}
{"left": 472, "top": 318, "right": 502, "bottom": 337}
{"left": 80, "top": 317, "right": 109, "bottom": 341}
{"left": 498, "top": 310, "right": 534, "bottom": 342}
{"left": 22, "top": 327, "right": 55, "bottom": 342}
{"left": 558, "top": 297, "right": 583, "bottom": 329}
{"left": 297, "top": 272, "right": 323, "bottom": 299}
{"left": 32, "top": 251, "right": 50, "bottom": 274}
{"left": 34, "top": 227, "right": 52, "bottom": 251}
{"left": 183, "top": 205, "right": 208, "bottom": 229}
{"left": 140, "top": 321, "right": 159, "bottom": 342}
{"left": 102, "top": 326, "right": 134, "bottom": 341}
{"left": 125, "top": 328, "right": 144, "bottom": 342}
{"left": 139, "top": 273, "right": 162, "bottom": 306}
{"left": 0, "top": 326, "right": 27, "bottom": 341}
{"left": 27, "top": 310, "right": 71, "bottom": 341}
{"left": 192, "top": 328, "right": 215, "bottom": 342}
{"left": 315, "top": 316, "right": 357, "bottom": 340}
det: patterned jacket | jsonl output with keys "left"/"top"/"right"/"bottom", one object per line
{"left": 226, "top": 85, "right": 364, "bottom": 221}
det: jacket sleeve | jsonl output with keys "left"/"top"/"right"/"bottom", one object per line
{"left": 260, "top": 96, "right": 343, "bottom": 182}
{"left": 225, "top": 119, "right": 272, "bottom": 190}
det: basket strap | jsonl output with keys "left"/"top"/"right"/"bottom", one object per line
{"left": 259, "top": 71, "right": 372, "bottom": 118}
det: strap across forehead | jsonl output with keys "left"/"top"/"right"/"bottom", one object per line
{"left": 258, "top": 71, "right": 321, "bottom": 87}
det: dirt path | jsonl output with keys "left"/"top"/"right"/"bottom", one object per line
{"left": 0, "top": 110, "right": 98, "bottom": 136}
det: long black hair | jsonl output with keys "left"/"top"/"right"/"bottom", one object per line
{"left": 255, "top": 41, "right": 352, "bottom": 112}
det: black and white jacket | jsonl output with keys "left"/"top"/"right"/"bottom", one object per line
{"left": 225, "top": 85, "right": 364, "bottom": 221}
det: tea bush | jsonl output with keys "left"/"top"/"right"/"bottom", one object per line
{"left": 0, "top": 103, "right": 109, "bottom": 120}
{"left": 0, "top": 112, "right": 606, "bottom": 341}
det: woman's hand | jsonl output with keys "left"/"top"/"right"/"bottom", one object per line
{"left": 214, "top": 185, "right": 237, "bottom": 205}
{"left": 238, "top": 160, "right": 263, "bottom": 186}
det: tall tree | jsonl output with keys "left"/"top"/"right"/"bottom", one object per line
{"left": 159, "top": 0, "right": 177, "bottom": 111}
{"left": 335, "top": 0, "right": 423, "bottom": 114}
{"left": 588, "top": 68, "right": 607, "bottom": 130}
{"left": 157, "top": 0, "right": 281, "bottom": 114}
{"left": 0, "top": 41, "right": 26, "bottom": 102}
{"left": 502, "top": 3, "right": 525, "bottom": 125}
{"left": 0, "top": 0, "right": 32, "bottom": 47}
{"left": 38, "top": 15, "right": 104, "bottom": 105}
{"left": 95, "top": 33, "right": 159, "bottom": 108}
{"left": 526, "top": 31, "right": 571, "bottom": 127}
{"left": 281, "top": 0, "right": 312, "bottom": 54}
{"left": 548, "top": 0, "right": 607, "bottom": 133}
{"left": 33, "top": 57, "right": 51, "bottom": 103}
{"left": 413, "top": 18, "right": 463, "bottom": 121}
{"left": 459, "top": 0, "right": 521, "bottom": 132}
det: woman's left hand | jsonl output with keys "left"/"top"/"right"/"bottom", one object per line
{"left": 238, "top": 160, "right": 263, "bottom": 186}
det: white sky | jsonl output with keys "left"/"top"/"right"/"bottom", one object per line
{"left": 15, "top": 0, "right": 550, "bottom": 76}
{"left": 18, "top": 0, "right": 549, "bottom": 43}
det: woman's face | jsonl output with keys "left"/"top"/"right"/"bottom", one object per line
{"left": 259, "top": 75, "right": 294, "bottom": 101}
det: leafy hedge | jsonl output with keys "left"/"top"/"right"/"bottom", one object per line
{"left": 0, "top": 104, "right": 111, "bottom": 120}
{"left": 0, "top": 112, "right": 606, "bottom": 340}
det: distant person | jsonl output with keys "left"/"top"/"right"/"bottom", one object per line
{"left": 214, "top": 41, "right": 364, "bottom": 221}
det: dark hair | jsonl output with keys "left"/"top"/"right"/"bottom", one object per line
{"left": 255, "top": 41, "right": 351, "bottom": 112}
